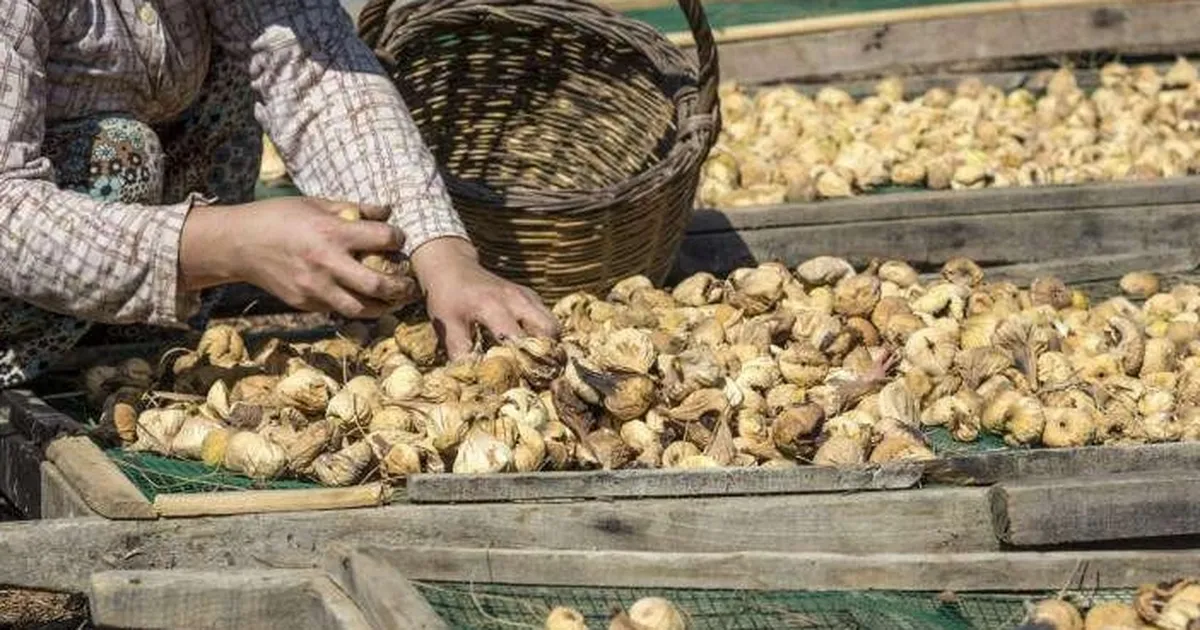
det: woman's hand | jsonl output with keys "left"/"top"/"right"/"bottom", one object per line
{"left": 180, "top": 197, "right": 419, "bottom": 319}
{"left": 411, "top": 237, "right": 560, "bottom": 359}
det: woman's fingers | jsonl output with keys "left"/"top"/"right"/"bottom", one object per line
{"left": 338, "top": 219, "right": 404, "bottom": 253}
{"left": 317, "top": 281, "right": 392, "bottom": 320}
{"left": 510, "top": 289, "right": 560, "bottom": 338}
{"left": 311, "top": 198, "right": 392, "bottom": 222}
{"left": 355, "top": 204, "right": 391, "bottom": 222}
{"left": 328, "top": 253, "right": 414, "bottom": 303}
{"left": 435, "top": 316, "right": 474, "bottom": 360}
{"left": 476, "top": 303, "right": 525, "bottom": 343}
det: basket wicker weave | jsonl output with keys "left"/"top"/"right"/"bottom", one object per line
{"left": 357, "top": 0, "right": 720, "bottom": 302}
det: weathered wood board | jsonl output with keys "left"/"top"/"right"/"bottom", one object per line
{"left": 324, "top": 547, "right": 450, "bottom": 630}
{"left": 2, "top": 390, "right": 87, "bottom": 447}
{"left": 693, "top": 1, "right": 1200, "bottom": 85}
{"left": 406, "top": 462, "right": 923, "bottom": 503}
{"left": 2, "top": 397, "right": 98, "bottom": 520}
{"left": 152, "top": 484, "right": 392, "bottom": 518}
{"left": 676, "top": 180, "right": 1200, "bottom": 277}
{"left": 44, "top": 437, "right": 156, "bottom": 520}
{"left": 926, "top": 441, "right": 1200, "bottom": 486}
{"left": 40, "top": 462, "right": 98, "bottom": 520}
{"left": 0, "top": 430, "right": 42, "bottom": 518}
{"left": 372, "top": 545, "right": 1200, "bottom": 591}
{"left": 0, "top": 485, "right": 997, "bottom": 592}
{"left": 89, "top": 569, "right": 373, "bottom": 630}
{"left": 990, "top": 471, "right": 1200, "bottom": 547}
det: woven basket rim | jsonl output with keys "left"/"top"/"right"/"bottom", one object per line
{"left": 358, "top": 0, "right": 721, "bottom": 214}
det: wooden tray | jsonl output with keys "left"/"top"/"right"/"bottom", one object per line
{"left": 5, "top": 385, "right": 1200, "bottom": 554}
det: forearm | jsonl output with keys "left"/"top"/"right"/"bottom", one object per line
{"left": 179, "top": 205, "right": 243, "bottom": 292}
{"left": 207, "top": 0, "right": 470, "bottom": 256}
{"left": 0, "top": 179, "right": 202, "bottom": 327}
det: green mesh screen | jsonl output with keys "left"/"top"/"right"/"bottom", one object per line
{"left": 105, "top": 449, "right": 319, "bottom": 500}
{"left": 627, "top": 0, "right": 996, "bottom": 35}
{"left": 924, "top": 427, "right": 1009, "bottom": 458}
{"left": 103, "top": 430, "right": 1004, "bottom": 499}
{"left": 414, "top": 584, "right": 1136, "bottom": 630}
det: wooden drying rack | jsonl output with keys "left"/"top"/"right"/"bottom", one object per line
{"left": 4, "top": 385, "right": 1200, "bottom": 553}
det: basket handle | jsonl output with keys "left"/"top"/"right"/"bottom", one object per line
{"left": 676, "top": 0, "right": 720, "bottom": 119}
{"left": 357, "top": 0, "right": 397, "bottom": 50}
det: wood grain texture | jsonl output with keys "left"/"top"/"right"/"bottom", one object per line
{"left": 0, "top": 486, "right": 993, "bottom": 592}
{"left": 40, "top": 462, "right": 96, "bottom": 520}
{"left": 0, "top": 431, "right": 42, "bottom": 519}
{"left": 308, "top": 577, "right": 378, "bottom": 630}
{"left": 2, "top": 390, "right": 88, "bottom": 447}
{"left": 689, "top": 178, "right": 1200, "bottom": 233}
{"left": 668, "top": 0, "right": 1175, "bottom": 45}
{"left": 925, "top": 442, "right": 1200, "bottom": 486}
{"left": 990, "top": 471, "right": 1200, "bottom": 546}
{"left": 407, "top": 463, "right": 922, "bottom": 503}
{"left": 43, "top": 437, "right": 156, "bottom": 521}
{"left": 677, "top": 201, "right": 1200, "bottom": 277}
{"left": 376, "top": 545, "right": 1200, "bottom": 591}
{"left": 325, "top": 546, "right": 450, "bottom": 630}
{"left": 688, "top": 1, "right": 1200, "bottom": 84}
{"left": 974, "top": 250, "right": 1197, "bottom": 286}
{"left": 153, "top": 483, "right": 391, "bottom": 518}
{"left": 89, "top": 570, "right": 372, "bottom": 630}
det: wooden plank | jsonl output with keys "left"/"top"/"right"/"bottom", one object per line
{"left": 153, "top": 483, "right": 392, "bottom": 518}
{"left": 0, "top": 486, "right": 994, "bottom": 592}
{"left": 689, "top": 1, "right": 1200, "bottom": 85}
{"left": 43, "top": 437, "right": 156, "bottom": 521}
{"left": 2, "top": 390, "right": 87, "bottom": 447}
{"left": 407, "top": 463, "right": 922, "bottom": 503}
{"left": 379, "top": 546, "right": 1200, "bottom": 591}
{"left": 40, "top": 462, "right": 97, "bottom": 520}
{"left": 978, "top": 250, "right": 1196, "bottom": 285}
{"left": 0, "top": 432, "right": 42, "bottom": 519}
{"left": 677, "top": 202, "right": 1200, "bottom": 276}
{"left": 688, "top": 178, "right": 1200, "bottom": 234}
{"left": 990, "top": 471, "right": 1200, "bottom": 547}
{"left": 669, "top": 0, "right": 1174, "bottom": 46}
{"left": 325, "top": 546, "right": 450, "bottom": 630}
{"left": 926, "top": 442, "right": 1200, "bottom": 486}
{"left": 89, "top": 570, "right": 372, "bottom": 630}
{"left": 308, "top": 577, "right": 378, "bottom": 630}
{"left": 673, "top": 248, "right": 1195, "bottom": 296}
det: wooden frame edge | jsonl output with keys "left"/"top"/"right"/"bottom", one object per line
{"left": 365, "top": 545, "right": 1200, "bottom": 591}
{"left": 665, "top": 0, "right": 1180, "bottom": 47}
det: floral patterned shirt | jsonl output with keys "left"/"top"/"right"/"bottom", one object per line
{"left": 0, "top": 0, "right": 467, "bottom": 327}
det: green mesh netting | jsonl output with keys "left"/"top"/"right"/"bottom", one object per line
{"left": 924, "top": 427, "right": 1009, "bottom": 458}
{"left": 626, "top": 0, "right": 997, "bottom": 35}
{"left": 105, "top": 449, "right": 319, "bottom": 500}
{"left": 414, "top": 584, "right": 1136, "bottom": 630}
{"left": 99, "top": 427, "right": 1008, "bottom": 499}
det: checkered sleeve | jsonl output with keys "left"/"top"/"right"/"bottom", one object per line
{"left": 0, "top": 3, "right": 201, "bottom": 327}
{"left": 207, "top": 0, "right": 470, "bottom": 257}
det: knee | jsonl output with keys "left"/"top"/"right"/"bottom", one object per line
{"left": 44, "top": 116, "right": 164, "bottom": 205}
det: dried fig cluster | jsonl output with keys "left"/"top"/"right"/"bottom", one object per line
{"left": 701, "top": 59, "right": 1200, "bottom": 208}
{"left": 87, "top": 255, "right": 1200, "bottom": 487}
{"left": 1023, "top": 577, "right": 1199, "bottom": 630}
{"left": 547, "top": 597, "right": 686, "bottom": 630}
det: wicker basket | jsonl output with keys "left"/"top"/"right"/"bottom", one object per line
{"left": 358, "top": 0, "right": 720, "bottom": 302}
